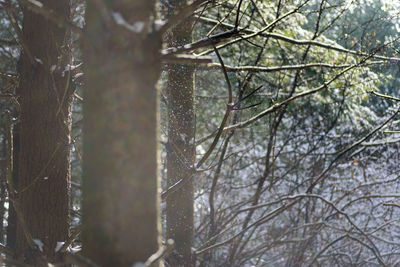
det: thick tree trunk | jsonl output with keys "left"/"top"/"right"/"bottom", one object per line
{"left": 165, "top": 2, "right": 195, "bottom": 266}
{"left": 14, "top": 1, "right": 72, "bottom": 264}
{"left": 82, "top": 1, "right": 162, "bottom": 266}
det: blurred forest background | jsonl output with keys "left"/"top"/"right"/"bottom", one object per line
{"left": 0, "top": 0, "right": 400, "bottom": 266}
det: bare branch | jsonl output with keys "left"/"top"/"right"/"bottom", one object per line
{"left": 161, "top": 54, "right": 213, "bottom": 65}
{"left": 145, "top": 239, "right": 174, "bottom": 267}
{"left": 307, "top": 104, "right": 400, "bottom": 193}
{"left": 370, "top": 91, "right": 400, "bottom": 101}
{"left": 205, "top": 61, "right": 386, "bottom": 72}
{"left": 196, "top": 16, "right": 400, "bottom": 62}
{"left": 196, "top": 42, "right": 233, "bottom": 168}
{"left": 197, "top": 62, "right": 360, "bottom": 145}
{"left": 159, "top": 0, "right": 211, "bottom": 35}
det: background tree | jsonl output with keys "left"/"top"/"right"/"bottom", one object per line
{"left": 82, "top": 0, "right": 162, "bottom": 265}
{"left": 6, "top": 0, "right": 73, "bottom": 264}
{"left": 164, "top": 0, "right": 196, "bottom": 266}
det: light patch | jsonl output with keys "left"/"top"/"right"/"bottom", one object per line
{"left": 55, "top": 241, "right": 65, "bottom": 252}
{"left": 33, "top": 239, "right": 44, "bottom": 252}
{"left": 112, "top": 12, "right": 145, "bottom": 33}
{"left": 34, "top": 58, "right": 43, "bottom": 64}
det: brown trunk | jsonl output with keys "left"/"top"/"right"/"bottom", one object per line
{"left": 165, "top": 2, "right": 195, "bottom": 266}
{"left": 15, "top": 1, "right": 72, "bottom": 264}
{"left": 82, "top": 1, "right": 161, "bottom": 266}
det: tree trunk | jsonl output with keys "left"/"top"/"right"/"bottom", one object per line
{"left": 6, "top": 122, "right": 18, "bottom": 251}
{"left": 0, "top": 130, "right": 8, "bottom": 245}
{"left": 165, "top": 2, "right": 195, "bottom": 266}
{"left": 82, "top": 1, "right": 162, "bottom": 266}
{"left": 14, "top": 1, "right": 72, "bottom": 264}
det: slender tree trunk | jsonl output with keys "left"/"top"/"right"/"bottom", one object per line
{"left": 165, "top": 2, "right": 195, "bottom": 266}
{"left": 6, "top": 122, "right": 18, "bottom": 251}
{"left": 0, "top": 131, "right": 7, "bottom": 244}
{"left": 14, "top": 1, "right": 72, "bottom": 264}
{"left": 82, "top": 1, "right": 162, "bottom": 266}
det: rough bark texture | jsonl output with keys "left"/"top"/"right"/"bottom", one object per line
{"left": 165, "top": 2, "right": 195, "bottom": 266}
{"left": 82, "top": 1, "right": 162, "bottom": 266}
{"left": 15, "top": 1, "right": 72, "bottom": 264}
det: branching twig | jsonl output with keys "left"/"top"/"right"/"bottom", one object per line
{"left": 307, "top": 104, "right": 400, "bottom": 193}
{"left": 197, "top": 63, "right": 360, "bottom": 145}
{"left": 58, "top": 226, "right": 81, "bottom": 253}
{"left": 144, "top": 239, "right": 174, "bottom": 267}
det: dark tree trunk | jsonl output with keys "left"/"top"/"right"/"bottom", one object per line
{"left": 165, "top": 2, "right": 195, "bottom": 266}
{"left": 14, "top": 0, "right": 72, "bottom": 264}
{"left": 82, "top": 1, "right": 162, "bottom": 266}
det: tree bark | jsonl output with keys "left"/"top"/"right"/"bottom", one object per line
{"left": 14, "top": 0, "right": 72, "bottom": 264}
{"left": 165, "top": 2, "right": 195, "bottom": 266}
{"left": 82, "top": 1, "right": 162, "bottom": 266}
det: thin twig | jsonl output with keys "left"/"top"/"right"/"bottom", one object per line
{"left": 159, "top": 0, "right": 211, "bottom": 35}
{"left": 18, "top": 144, "right": 61, "bottom": 194}
{"left": 145, "top": 239, "right": 174, "bottom": 267}
{"left": 4, "top": 5, "right": 35, "bottom": 64}
{"left": 370, "top": 91, "right": 400, "bottom": 102}
{"left": 161, "top": 54, "right": 213, "bottom": 65}
{"left": 196, "top": 42, "right": 233, "bottom": 168}
{"left": 4, "top": 112, "right": 38, "bottom": 251}
{"left": 307, "top": 104, "right": 400, "bottom": 193}
{"left": 205, "top": 61, "right": 385, "bottom": 73}
{"left": 234, "top": 0, "right": 243, "bottom": 28}
{"left": 58, "top": 226, "right": 81, "bottom": 253}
